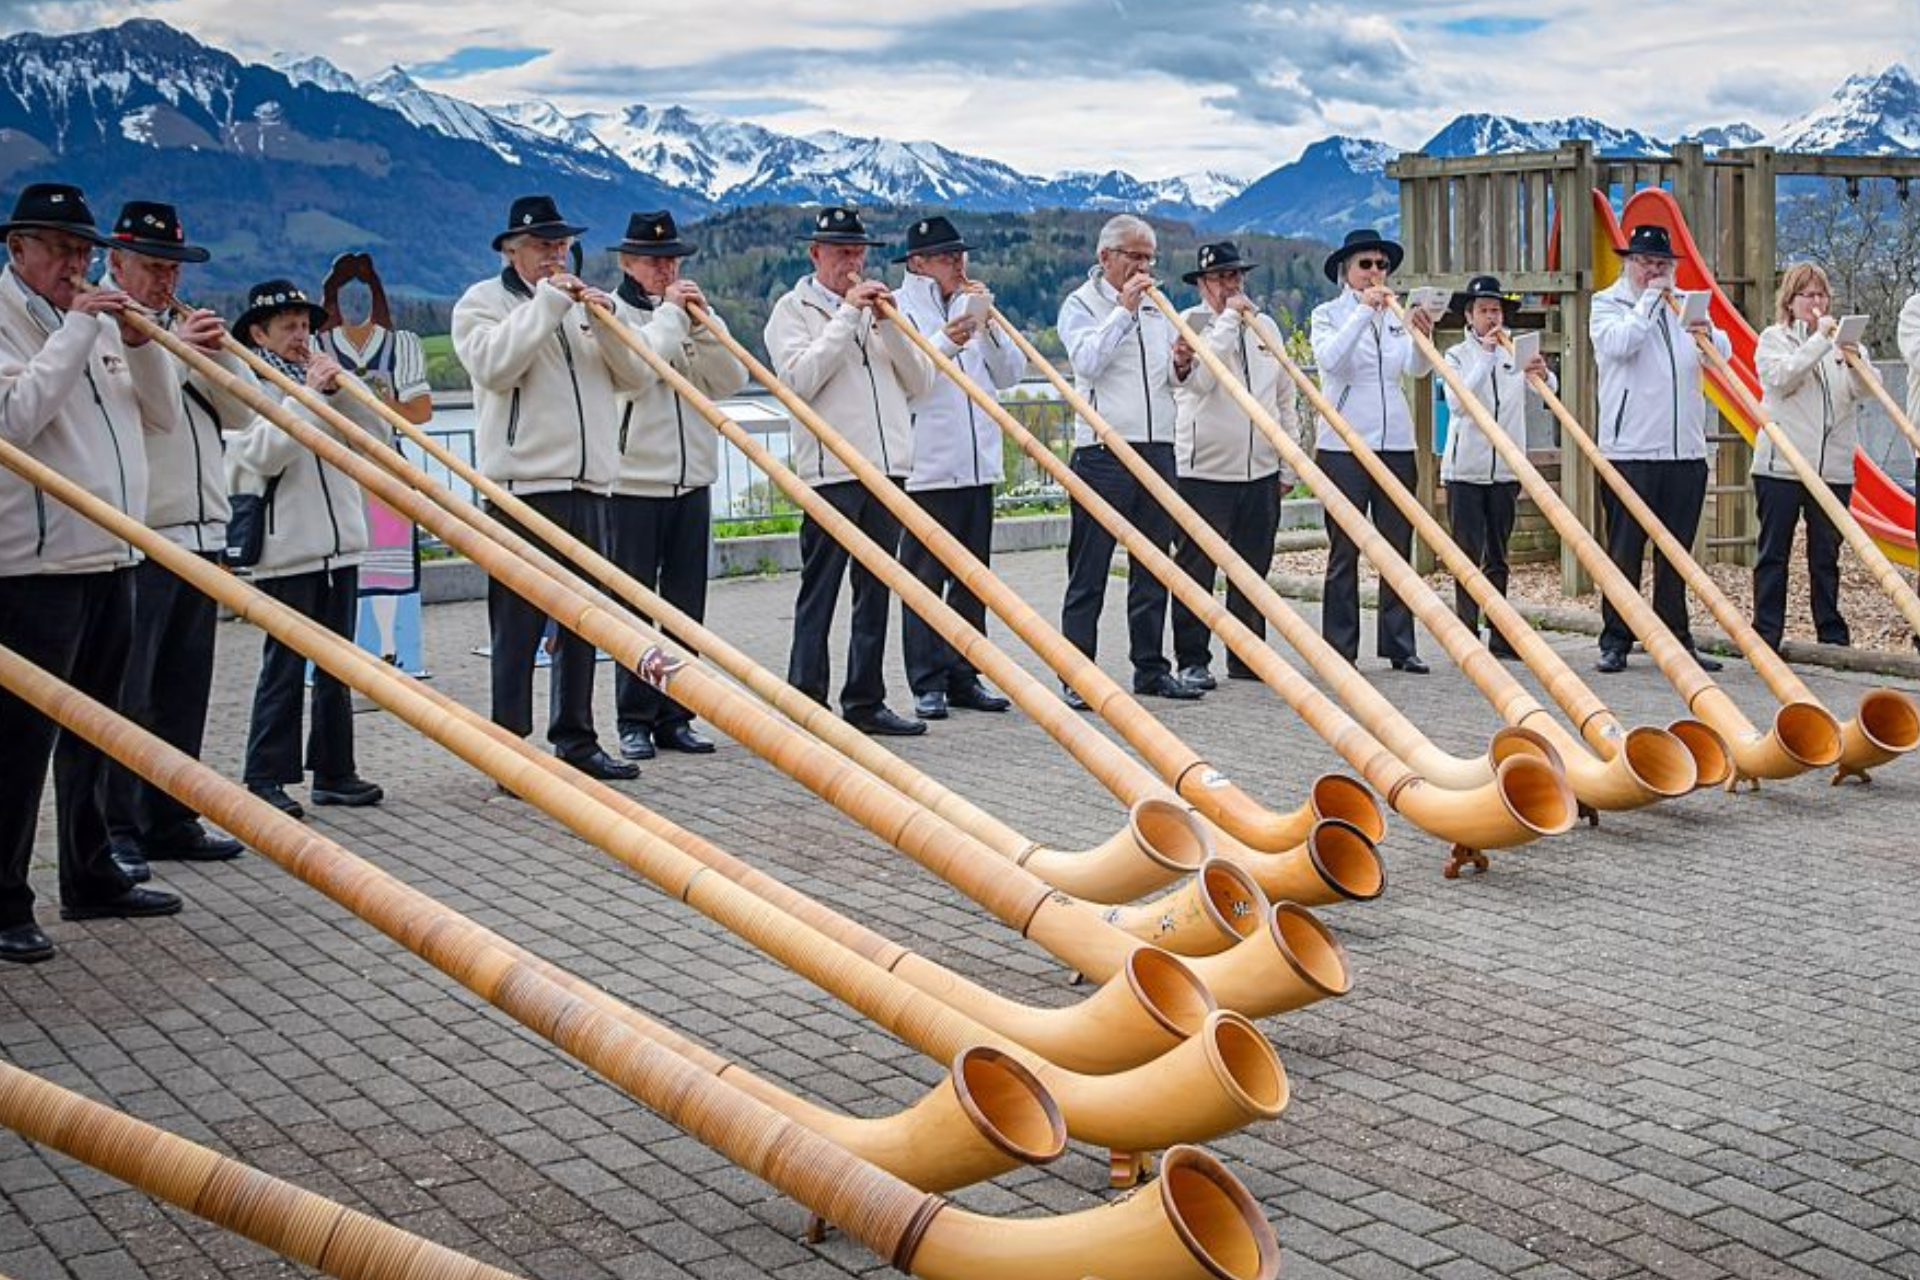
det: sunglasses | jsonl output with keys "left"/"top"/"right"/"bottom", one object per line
{"left": 1351, "top": 256, "right": 1391, "bottom": 270}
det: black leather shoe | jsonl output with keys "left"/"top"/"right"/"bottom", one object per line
{"left": 1062, "top": 683, "right": 1090, "bottom": 711}
{"left": 655, "top": 723, "right": 716, "bottom": 754}
{"left": 145, "top": 830, "right": 242, "bottom": 862}
{"left": 249, "top": 784, "right": 305, "bottom": 820}
{"left": 109, "top": 839, "right": 151, "bottom": 883}
{"left": 1175, "top": 665, "right": 1217, "bottom": 691}
{"left": 1595, "top": 648, "right": 1628, "bottom": 674}
{"left": 312, "top": 775, "right": 385, "bottom": 807}
{"left": 847, "top": 705, "right": 928, "bottom": 737}
{"left": 1488, "top": 643, "right": 1521, "bottom": 661}
{"left": 947, "top": 681, "right": 1011, "bottom": 713}
{"left": 61, "top": 886, "right": 183, "bottom": 922}
{"left": 1690, "top": 649, "right": 1725, "bottom": 673}
{"left": 1226, "top": 664, "right": 1260, "bottom": 682}
{"left": 618, "top": 728, "right": 657, "bottom": 761}
{"left": 561, "top": 748, "right": 641, "bottom": 781}
{"left": 1389, "top": 656, "right": 1431, "bottom": 674}
{"left": 0, "top": 923, "right": 53, "bottom": 964}
{"left": 914, "top": 691, "right": 950, "bottom": 720}
{"left": 1136, "top": 672, "right": 1205, "bottom": 700}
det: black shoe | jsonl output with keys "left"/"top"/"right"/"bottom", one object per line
{"left": 1062, "top": 683, "right": 1091, "bottom": 711}
{"left": 1595, "top": 649, "right": 1628, "bottom": 674}
{"left": 1136, "top": 672, "right": 1205, "bottom": 700}
{"left": 145, "top": 830, "right": 242, "bottom": 862}
{"left": 1175, "top": 665, "right": 1217, "bottom": 691}
{"left": 846, "top": 706, "right": 927, "bottom": 737}
{"left": 561, "top": 748, "right": 641, "bottom": 781}
{"left": 1488, "top": 643, "right": 1521, "bottom": 661}
{"left": 109, "top": 839, "right": 151, "bottom": 883}
{"left": 60, "top": 886, "right": 183, "bottom": 922}
{"left": 249, "top": 784, "right": 305, "bottom": 820}
{"left": 1686, "top": 648, "right": 1724, "bottom": 673}
{"left": 654, "top": 724, "right": 716, "bottom": 754}
{"left": 914, "top": 691, "right": 950, "bottom": 720}
{"left": 947, "top": 681, "right": 1011, "bottom": 713}
{"left": 1389, "top": 656, "right": 1431, "bottom": 674}
{"left": 0, "top": 923, "right": 53, "bottom": 964}
{"left": 1226, "top": 664, "right": 1260, "bottom": 682}
{"left": 618, "top": 728, "right": 657, "bottom": 761}
{"left": 312, "top": 775, "right": 385, "bottom": 807}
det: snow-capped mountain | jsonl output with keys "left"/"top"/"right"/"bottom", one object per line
{"left": 1684, "top": 123, "right": 1766, "bottom": 151}
{"left": 1421, "top": 114, "right": 1666, "bottom": 159}
{"left": 1210, "top": 137, "right": 1398, "bottom": 239}
{"left": 1771, "top": 64, "right": 1920, "bottom": 154}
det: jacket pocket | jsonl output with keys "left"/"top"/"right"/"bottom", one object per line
{"left": 618, "top": 402, "right": 634, "bottom": 456}
{"left": 1609, "top": 389, "right": 1630, "bottom": 443}
{"left": 505, "top": 388, "right": 522, "bottom": 448}
{"left": 33, "top": 490, "right": 47, "bottom": 557}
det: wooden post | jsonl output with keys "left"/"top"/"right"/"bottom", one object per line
{"left": 1559, "top": 141, "right": 1598, "bottom": 597}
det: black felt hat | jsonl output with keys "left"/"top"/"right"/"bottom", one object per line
{"left": 1182, "top": 240, "right": 1259, "bottom": 284}
{"left": 893, "top": 215, "right": 971, "bottom": 262}
{"left": 107, "top": 201, "right": 210, "bottom": 264}
{"left": 235, "top": 279, "right": 328, "bottom": 342}
{"left": 0, "top": 182, "right": 109, "bottom": 247}
{"left": 1619, "top": 224, "right": 1682, "bottom": 261}
{"left": 492, "top": 194, "right": 586, "bottom": 251}
{"left": 798, "top": 206, "right": 886, "bottom": 247}
{"left": 1448, "top": 274, "right": 1522, "bottom": 321}
{"left": 611, "top": 210, "right": 697, "bottom": 258}
{"left": 1323, "top": 227, "right": 1404, "bottom": 283}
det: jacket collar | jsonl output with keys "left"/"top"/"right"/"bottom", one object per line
{"left": 616, "top": 274, "right": 654, "bottom": 311}
{"left": 501, "top": 265, "right": 535, "bottom": 300}
{"left": 896, "top": 269, "right": 943, "bottom": 312}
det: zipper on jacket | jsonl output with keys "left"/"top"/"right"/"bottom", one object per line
{"left": 315, "top": 457, "right": 343, "bottom": 559}
{"left": 82, "top": 369, "right": 132, "bottom": 532}
{"left": 1240, "top": 329, "right": 1256, "bottom": 479}
{"left": 1374, "top": 317, "right": 1388, "bottom": 448}
{"left": 557, "top": 326, "right": 589, "bottom": 484}
{"left": 1816, "top": 357, "right": 1835, "bottom": 478}
{"left": 1658, "top": 311, "right": 1679, "bottom": 456}
{"left": 183, "top": 382, "right": 220, "bottom": 527}
{"left": 506, "top": 388, "right": 522, "bottom": 447}
{"left": 1489, "top": 367, "right": 1503, "bottom": 483}
{"left": 673, "top": 396, "right": 690, "bottom": 490}
{"left": 618, "top": 401, "right": 633, "bottom": 456}
{"left": 1136, "top": 318, "right": 1155, "bottom": 443}
{"left": 856, "top": 328, "right": 890, "bottom": 473}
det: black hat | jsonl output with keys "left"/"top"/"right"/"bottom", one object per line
{"left": 235, "top": 279, "right": 328, "bottom": 342}
{"left": 0, "top": 182, "right": 109, "bottom": 247}
{"left": 1182, "top": 240, "right": 1259, "bottom": 284}
{"left": 1448, "top": 274, "right": 1522, "bottom": 321}
{"left": 106, "top": 201, "right": 210, "bottom": 264}
{"left": 1619, "top": 224, "right": 1681, "bottom": 261}
{"left": 611, "top": 210, "right": 697, "bottom": 258}
{"left": 492, "top": 194, "right": 586, "bottom": 251}
{"left": 798, "top": 206, "right": 886, "bottom": 247}
{"left": 893, "top": 215, "right": 971, "bottom": 262}
{"left": 1323, "top": 227, "right": 1404, "bottom": 283}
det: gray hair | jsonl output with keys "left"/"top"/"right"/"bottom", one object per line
{"left": 1096, "top": 214, "right": 1155, "bottom": 254}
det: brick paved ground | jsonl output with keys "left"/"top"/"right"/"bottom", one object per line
{"left": 4, "top": 548, "right": 1919, "bottom": 1279}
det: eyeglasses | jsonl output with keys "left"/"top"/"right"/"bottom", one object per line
{"left": 1112, "top": 247, "right": 1157, "bottom": 267}
{"left": 18, "top": 232, "right": 97, "bottom": 262}
{"left": 1793, "top": 290, "right": 1831, "bottom": 300}
{"left": 1351, "top": 256, "right": 1390, "bottom": 270}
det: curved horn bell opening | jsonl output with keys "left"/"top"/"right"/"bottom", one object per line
{"left": 1837, "top": 688, "right": 1920, "bottom": 774}
{"left": 1181, "top": 902, "right": 1351, "bottom": 1017}
{"left": 1308, "top": 772, "right": 1388, "bottom": 843}
{"left": 1020, "top": 798, "right": 1213, "bottom": 904}
{"left": 1107, "top": 860, "right": 1270, "bottom": 956}
{"left": 1219, "top": 818, "right": 1385, "bottom": 907}
{"left": 1667, "top": 719, "right": 1734, "bottom": 790}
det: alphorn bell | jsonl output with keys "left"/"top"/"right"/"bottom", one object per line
{"left": 0, "top": 650, "right": 1278, "bottom": 1280}
{"left": 1504, "top": 329, "right": 1918, "bottom": 783}
{"left": 1386, "top": 296, "right": 1842, "bottom": 786}
{"left": 958, "top": 304, "right": 1578, "bottom": 855}
{"left": 1141, "top": 284, "right": 1703, "bottom": 817}
{"left": 0, "top": 428, "right": 1294, "bottom": 1168}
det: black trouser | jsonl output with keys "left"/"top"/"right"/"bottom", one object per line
{"left": 789, "top": 479, "right": 903, "bottom": 717}
{"left": 1598, "top": 459, "right": 1708, "bottom": 655}
{"left": 0, "top": 571, "right": 138, "bottom": 927}
{"left": 485, "top": 489, "right": 608, "bottom": 757}
{"left": 901, "top": 484, "right": 994, "bottom": 696}
{"left": 1170, "top": 475, "right": 1281, "bottom": 675}
{"left": 1753, "top": 474, "right": 1851, "bottom": 649}
{"left": 106, "top": 552, "right": 222, "bottom": 849}
{"left": 611, "top": 488, "right": 710, "bottom": 735}
{"left": 1447, "top": 480, "right": 1520, "bottom": 646}
{"left": 244, "top": 567, "right": 359, "bottom": 787}
{"left": 1320, "top": 449, "right": 1419, "bottom": 662}
{"left": 1062, "top": 442, "right": 1178, "bottom": 687}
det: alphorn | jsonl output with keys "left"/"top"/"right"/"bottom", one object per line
{"left": 0, "top": 632, "right": 1065, "bottom": 1194}
{"left": 1141, "top": 285, "right": 1702, "bottom": 815}
{"left": 1507, "top": 330, "right": 1918, "bottom": 782}
{"left": 951, "top": 304, "right": 1578, "bottom": 854}
{"left": 0, "top": 651, "right": 1280, "bottom": 1280}
{"left": 0, "top": 1057, "right": 531, "bottom": 1280}
{"left": 695, "top": 295, "right": 1371, "bottom": 859}
{"left": 1840, "top": 345, "right": 1920, "bottom": 456}
{"left": 0, "top": 431, "right": 1294, "bottom": 1168}
{"left": 191, "top": 315, "right": 1314, "bottom": 989}
{"left": 329, "top": 337, "right": 1384, "bottom": 910}
{"left": 1388, "top": 297, "right": 1842, "bottom": 785}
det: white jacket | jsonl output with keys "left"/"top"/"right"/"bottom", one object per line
{"left": 896, "top": 271, "right": 1025, "bottom": 492}
{"left": 1897, "top": 293, "right": 1920, "bottom": 433}
{"left": 0, "top": 266, "right": 176, "bottom": 577}
{"left": 1440, "top": 337, "right": 1556, "bottom": 484}
{"left": 1590, "top": 276, "right": 1732, "bottom": 461}
{"left": 609, "top": 283, "right": 746, "bottom": 497}
{"left": 1309, "top": 289, "right": 1432, "bottom": 453}
{"left": 764, "top": 274, "right": 934, "bottom": 486}
{"left": 451, "top": 269, "right": 654, "bottom": 496}
{"left": 1058, "top": 271, "right": 1177, "bottom": 449}
{"left": 224, "top": 379, "right": 391, "bottom": 581}
{"left": 1171, "top": 305, "right": 1294, "bottom": 484}
{"left": 1753, "top": 323, "right": 1871, "bottom": 485}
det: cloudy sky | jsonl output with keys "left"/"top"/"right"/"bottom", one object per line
{"left": 9, "top": 0, "right": 1919, "bottom": 178}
